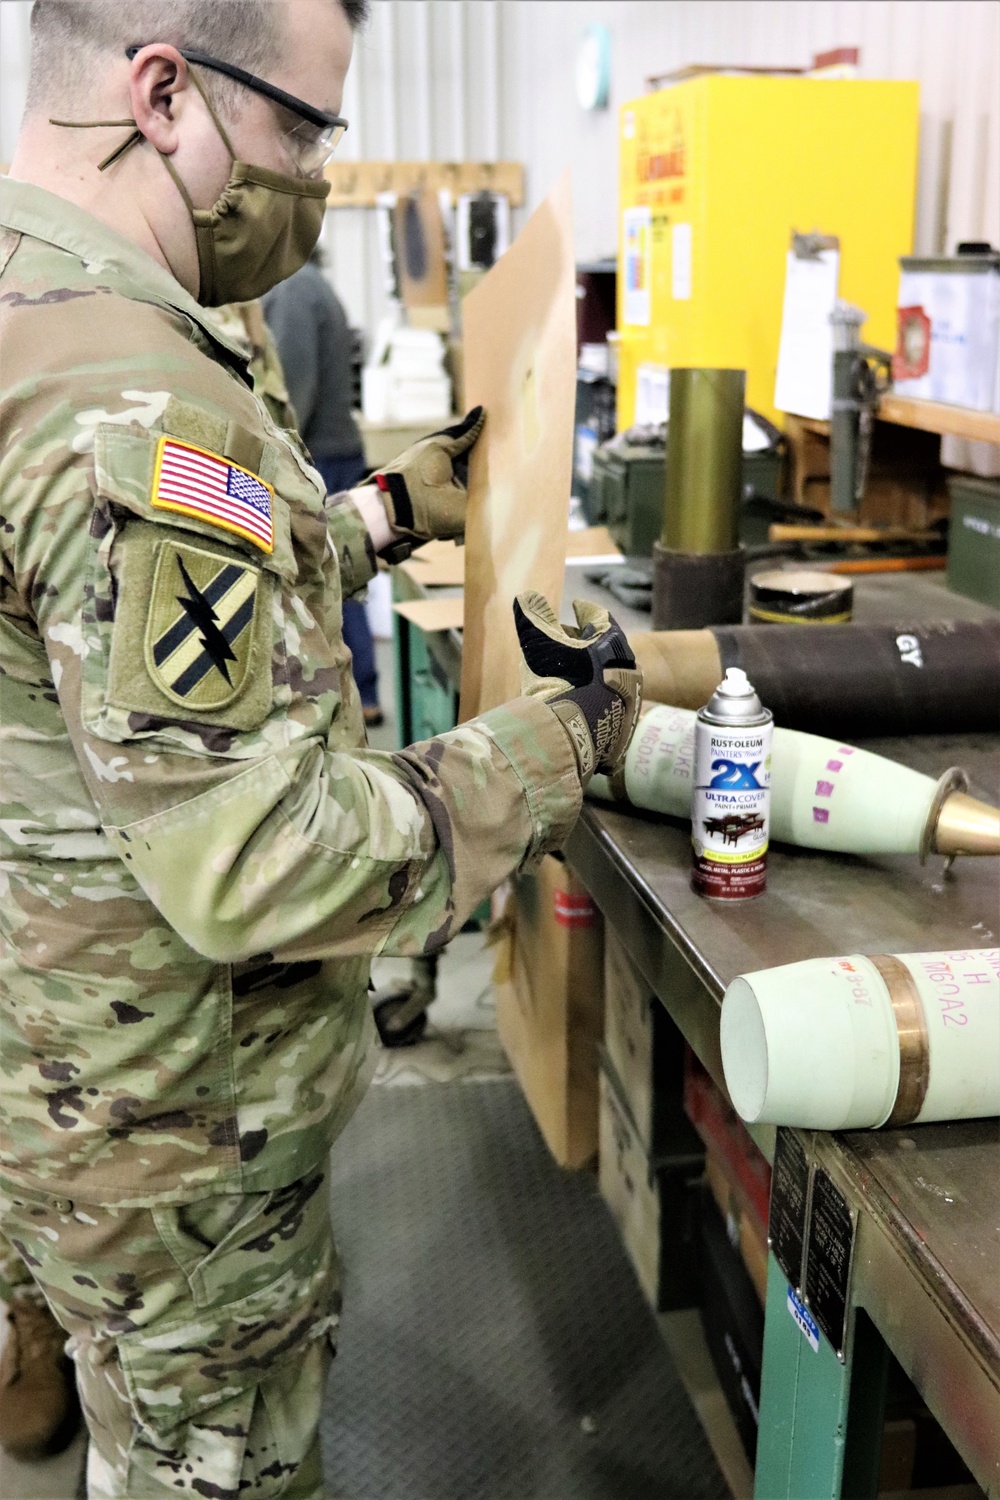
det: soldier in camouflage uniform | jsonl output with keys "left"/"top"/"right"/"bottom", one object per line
{"left": 0, "top": 2, "right": 640, "bottom": 1496}
{"left": 0, "top": 300, "right": 299, "bottom": 1468}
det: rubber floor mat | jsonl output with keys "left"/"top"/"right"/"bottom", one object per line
{"left": 322, "top": 1079, "right": 728, "bottom": 1500}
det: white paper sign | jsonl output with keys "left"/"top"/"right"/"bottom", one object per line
{"left": 672, "top": 222, "right": 692, "bottom": 301}
{"left": 774, "top": 248, "right": 840, "bottom": 420}
{"left": 623, "top": 206, "right": 652, "bottom": 327}
{"left": 635, "top": 362, "right": 670, "bottom": 426}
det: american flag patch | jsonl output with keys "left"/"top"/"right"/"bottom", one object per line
{"left": 150, "top": 436, "right": 274, "bottom": 553}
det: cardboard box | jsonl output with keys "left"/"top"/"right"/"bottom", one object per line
{"left": 684, "top": 1049, "right": 772, "bottom": 1231}
{"left": 494, "top": 855, "right": 604, "bottom": 1169}
{"left": 598, "top": 1057, "right": 703, "bottom": 1311}
{"left": 698, "top": 1186, "right": 765, "bottom": 1464}
{"left": 704, "top": 1144, "right": 769, "bottom": 1307}
{"left": 604, "top": 928, "right": 689, "bottom": 1157}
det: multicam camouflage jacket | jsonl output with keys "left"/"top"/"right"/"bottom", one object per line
{"left": 0, "top": 180, "right": 582, "bottom": 1207}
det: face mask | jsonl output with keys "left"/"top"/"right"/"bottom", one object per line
{"left": 51, "top": 69, "right": 331, "bottom": 306}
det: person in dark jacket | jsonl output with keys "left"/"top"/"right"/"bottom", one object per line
{"left": 264, "top": 250, "right": 383, "bottom": 723}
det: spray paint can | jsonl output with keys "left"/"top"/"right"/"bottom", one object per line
{"left": 692, "top": 668, "right": 773, "bottom": 899}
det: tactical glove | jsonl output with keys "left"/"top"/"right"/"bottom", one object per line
{"left": 368, "top": 406, "right": 485, "bottom": 562}
{"left": 514, "top": 591, "right": 642, "bottom": 784}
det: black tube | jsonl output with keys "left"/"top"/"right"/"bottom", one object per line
{"left": 711, "top": 620, "right": 1000, "bottom": 736}
{"left": 652, "top": 543, "right": 745, "bottom": 629}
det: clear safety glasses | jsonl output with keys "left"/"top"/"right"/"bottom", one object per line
{"left": 125, "top": 45, "right": 348, "bottom": 176}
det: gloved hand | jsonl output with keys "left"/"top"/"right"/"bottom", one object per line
{"left": 368, "top": 406, "right": 485, "bottom": 561}
{"left": 514, "top": 591, "right": 642, "bottom": 784}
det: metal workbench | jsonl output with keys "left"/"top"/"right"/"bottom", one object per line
{"left": 393, "top": 559, "right": 1000, "bottom": 1497}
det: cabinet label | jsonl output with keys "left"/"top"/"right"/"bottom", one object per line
{"left": 804, "top": 1168, "right": 856, "bottom": 1360}
{"left": 769, "top": 1129, "right": 810, "bottom": 1290}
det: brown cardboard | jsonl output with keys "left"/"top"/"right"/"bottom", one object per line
{"left": 459, "top": 171, "right": 577, "bottom": 719}
{"left": 604, "top": 928, "right": 659, "bottom": 1150}
{"left": 598, "top": 1064, "right": 662, "bottom": 1306}
{"left": 704, "top": 1142, "right": 769, "bottom": 1306}
{"left": 400, "top": 540, "right": 467, "bottom": 587}
{"left": 565, "top": 525, "right": 624, "bottom": 560}
{"left": 597, "top": 1058, "right": 703, "bottom": 1311}
{"left": 392, "top": 596, "right": 465, "bottom": 633}
{"left": 603, "top": 929, "right": 699, "bottom": 1158}
{"left": 494, "top": 854, "right": 604, "bottom": 1168}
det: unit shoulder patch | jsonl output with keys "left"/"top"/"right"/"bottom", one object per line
{"left": 151, "top": 434, "right": 275, "bottom": 554}
{"left": 104, "top": 525, "right": 275, "bottom": 733}
{"left": 146, "top": 541, "right": 263, "bottom": 711}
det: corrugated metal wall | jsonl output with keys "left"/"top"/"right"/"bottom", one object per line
{"left": 333, "top": 0, "right": 1000, "bottom": 336}
{"left": 2, "top": 0, "right": 998, "bottom": 340}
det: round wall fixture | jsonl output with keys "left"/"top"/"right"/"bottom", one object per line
{"left": 575, "top": 23, "right": 611, "bottom": 112}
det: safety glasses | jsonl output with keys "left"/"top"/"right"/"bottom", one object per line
{"left": 125, "top": 45, "right": 348, "bottom": 175}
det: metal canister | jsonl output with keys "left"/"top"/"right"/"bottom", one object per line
{"left": 748, "top": 569, "right": 854, "bottom": 625}
{"left": 692, "top": 668, "right": 773, "bottom": 900}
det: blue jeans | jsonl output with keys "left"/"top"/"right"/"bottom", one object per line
{"left": 315, "top": 452, "right": 380, "bottom": 711}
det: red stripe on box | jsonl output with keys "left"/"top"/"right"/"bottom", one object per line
{"left": 554, "top": 891, "right": 597, "bottom": 928}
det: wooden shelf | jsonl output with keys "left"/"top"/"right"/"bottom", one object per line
{"left": 323, "top": 159, "right": 524, "bottom": 209}
{"left": 876, "top": 394, "right": 1000, "bottom": 445}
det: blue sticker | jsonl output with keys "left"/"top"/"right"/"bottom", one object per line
{"left": 787, "top": 1284, "right": 820, "bottom": 1352}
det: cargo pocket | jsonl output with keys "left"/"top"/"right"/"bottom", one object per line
{"left": 116, "top": 1230, "right": 339, "bottom": 1497}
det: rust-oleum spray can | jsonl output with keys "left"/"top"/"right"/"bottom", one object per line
{"left": 692, "top": 668, "right": 773, "bottom": 900}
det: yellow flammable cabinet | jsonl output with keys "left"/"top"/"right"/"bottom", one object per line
{"left": 617, "top": 77, "right": 920, "bottom": 426}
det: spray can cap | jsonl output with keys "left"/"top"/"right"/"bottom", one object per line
{"left": 717, "top": 668, "right": 751, "bottom": 696}
{"left": 702, "top": 668, "right": 770, "bottom": 725}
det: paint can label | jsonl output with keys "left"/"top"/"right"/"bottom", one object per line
{"left": 691, "top": 716, "right": 772, "bottom": 899}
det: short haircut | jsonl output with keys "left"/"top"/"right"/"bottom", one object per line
{"left": 27, "top": 0, "right": 370, "bottom": 115}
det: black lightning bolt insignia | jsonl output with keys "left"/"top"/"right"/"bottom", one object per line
{"left": 175, "top": 555, "right": 237, "bottom": 685}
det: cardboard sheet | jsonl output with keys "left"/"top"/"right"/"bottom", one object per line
{"left": 393, "top": 596, "right": 465, "bottom": 633}
{"left": 565, "top": 526, "right": 624, "bottom": 562}
{"left": 459, "top": 170, "right": 577, "bottom": 720}
{"left": 400, "top": 540, "right": 467, "bottom": 587}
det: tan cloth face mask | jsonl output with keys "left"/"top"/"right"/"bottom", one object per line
{"left": 52, "top": 69, "right": 331, "bottom": 306}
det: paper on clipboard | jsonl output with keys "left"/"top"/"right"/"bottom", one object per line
{"left": 774, "top": 244, "right": 840, "bottom": 420}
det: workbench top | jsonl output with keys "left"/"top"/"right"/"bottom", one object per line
{"left": 394, "top": 555, "right": 1000, "bottom": 1483}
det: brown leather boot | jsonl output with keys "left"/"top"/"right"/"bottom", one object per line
{"left": 0, "top": 1297, "right": 81, "bottom": 1461}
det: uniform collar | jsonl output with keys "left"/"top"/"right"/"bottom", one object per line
{"left": 0, "top": 176, "right": 247, "bottom": 362}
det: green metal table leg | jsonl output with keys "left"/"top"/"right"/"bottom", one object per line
{"left": 755, "top": 1253, "right": 889, "bottom": 1500}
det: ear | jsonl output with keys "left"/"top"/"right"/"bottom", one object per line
{"left": 128, "top": 44, "right": 190, "bottom": 155}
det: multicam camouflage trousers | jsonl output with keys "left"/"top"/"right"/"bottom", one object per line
{"left": 0, "top": 1169, "right": 339, "bottom": 1499}
{"left": 0, "top": 1225, "right": 48, "bottom": 1304}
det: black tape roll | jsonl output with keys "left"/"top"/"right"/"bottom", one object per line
{"left": 711, "top": 620, "right": 1000, "bottom": 736}
{"left": 748, "top": 569, "right": 853, "bottom": 625}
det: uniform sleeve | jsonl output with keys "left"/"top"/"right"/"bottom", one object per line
{"left": 18, "top": 440, "right": 581, "bottom": 967}
{"left": 324, "top": 493, "right": 379, "bottom": 596}
{"left": 107, "top": 698, "right": 580, "bottom": 964}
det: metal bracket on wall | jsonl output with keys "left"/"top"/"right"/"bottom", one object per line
{"left": 324, "top": 160, "right": 524, "bottom": 209}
